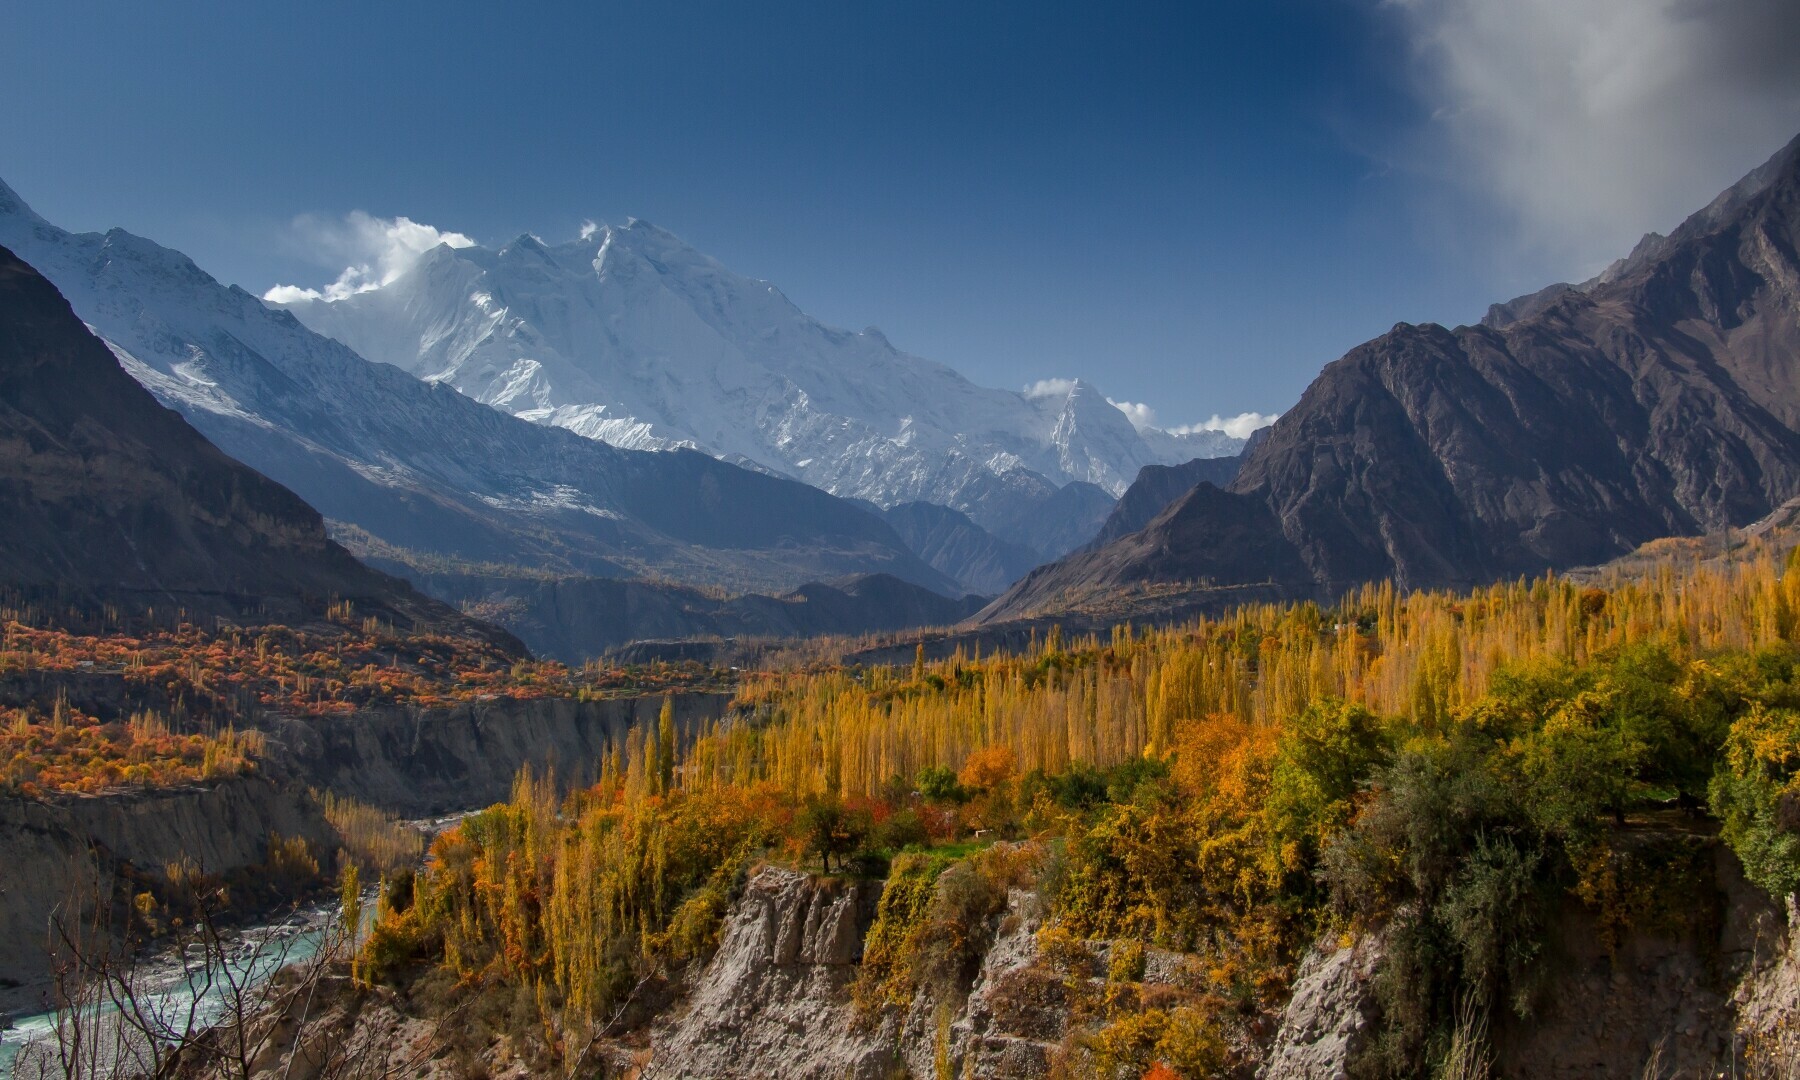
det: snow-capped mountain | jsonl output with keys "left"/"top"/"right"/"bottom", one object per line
{"left": 273, "top": 221, "right": 1243, "bottom": 529}
{"left": 0, "top": 177, "right": 953, "bottom": 600}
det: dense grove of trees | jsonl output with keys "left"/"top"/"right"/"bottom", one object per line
{"left": 0, "top": 696, "right": 263, "bottom": 795}
{"left": 360, "top": 546, "right": 1800, "bottom": 1075}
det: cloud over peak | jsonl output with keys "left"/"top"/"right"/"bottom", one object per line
{"left": 264, "top": 211, "right": 475, "bottom": 304}
{"left": 1167, "top": 411, "right": 1280, "bottom": 440}
{"left": 1107, "top": 398, "right": 1158, "bottom": 430}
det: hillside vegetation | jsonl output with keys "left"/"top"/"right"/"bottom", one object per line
{"left": 355, "top": 540, "right": 1800, "bottom": 1075}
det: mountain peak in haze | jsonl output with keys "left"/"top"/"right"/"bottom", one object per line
{"left": 270, "top": 217, "right": 1247, "bottom": 533}
{"left": 0, "top": 178, "right": 45, "bottom": 228}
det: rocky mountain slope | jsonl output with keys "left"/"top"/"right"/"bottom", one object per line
{"left": 271, "top": 219, "right": 1241, "bottom": 541}
{"left": 0, "top": 244, "right": 489, "bottom": 637}
{"left": 981, "top": 131, "right": 1800, "bottom": 622}
{"left": 0, "top": 180, "right": 953, "bottom": 601}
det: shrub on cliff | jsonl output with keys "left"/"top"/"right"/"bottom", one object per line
{"left": 1711, "top": 703, "right": 1800, "bottom": 899}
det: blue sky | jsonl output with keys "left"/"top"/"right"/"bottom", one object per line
{"left": 3, "top": 0, "right": 1797, "bottom": 429}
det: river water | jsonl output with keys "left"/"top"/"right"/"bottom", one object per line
{"left": 0, "top": 813, "right": 473, "bottom": 1078}
{"left": 0, "top": 902, "right": 342, "bottom": 1079}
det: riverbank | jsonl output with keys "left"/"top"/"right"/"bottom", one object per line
{"left": 0, "top": 691, "right": 733, "bottom": 1013}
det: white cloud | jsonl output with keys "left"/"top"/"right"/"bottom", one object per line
{"left": 1107, "top": 398, "right": 1157, "bottom": 430}
{"left": 262, "top": 282, "right": 333, "bottom": 305}
{"left": 263, "top": 211, "right": 476, "bottom": 304}
{"left": 579, "top": 220, "right": 599, "bottom": 241}
{"left": 1166, "top": 411, "right": 1280, "bottom": 440}
{"left": 1022, "top": 377, "right": 1076, "bottom": 400}
{"left": 1382, "top": 0, "right": 1800, "bottom": 274}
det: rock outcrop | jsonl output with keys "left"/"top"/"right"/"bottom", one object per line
{"left": 648, "top": 867, "right": 893, "bottom": 1079}
{"left": 895, "top": 888, "right": 1064, "bottom": 1080}
{"left": 649, "top": 872, "right": 1068, "bottom": 1080}
{"left": 1259, "top": 935, "right": 1384, "bottom": 1080}
{"left": 1736, "top": 896, "right": 1800, "bottom": 1066}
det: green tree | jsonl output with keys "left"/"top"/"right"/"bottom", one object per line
{"left": 800, "top": 793, "right": 872, "bottom": 874}
{"left": 916, "top": 765, "right": 965, "bottom": 804}
{"left": 1264, "top": 699, "right": 1388, "bottom": 882}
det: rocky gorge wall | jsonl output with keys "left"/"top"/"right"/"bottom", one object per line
{"left": 266, "top": 692, "right": 730, "bottom": 816}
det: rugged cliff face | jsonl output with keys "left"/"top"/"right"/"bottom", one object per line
{"left": 1258, "top": 936, "right": 1384, "bottom": 1079}
{"left": 645, "top": 868, "right": 1066, "bottom": 1080}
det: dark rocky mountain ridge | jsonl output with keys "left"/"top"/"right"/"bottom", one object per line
{"left": 980, "top": 132, "right": 1800, "bottom": 623}
{"left": 0, "top": 244, "right": 501, "bottom": 641}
